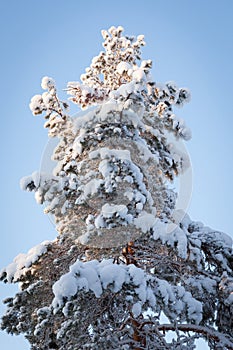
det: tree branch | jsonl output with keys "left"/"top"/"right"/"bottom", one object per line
{"left": 153, "top": 323, "right": 233, "bottom": 349}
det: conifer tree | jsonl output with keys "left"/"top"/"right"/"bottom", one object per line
{"left": 1, "top": 26, "right": 233, "bottom": 350}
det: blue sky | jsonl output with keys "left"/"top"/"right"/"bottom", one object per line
{"left": 0, "top": 1, "right": 232, "bottom": 348}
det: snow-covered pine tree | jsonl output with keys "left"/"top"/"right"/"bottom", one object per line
{"left": 1, "top": 26, "right": 233, "bottom": 350}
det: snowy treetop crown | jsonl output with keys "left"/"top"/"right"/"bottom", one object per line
{"left": 24, "top": 26, "right": 192, "bottom": 248}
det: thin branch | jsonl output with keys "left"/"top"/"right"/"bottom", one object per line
{"left": 148, "top": 323, "right": 233, "bottom": 349}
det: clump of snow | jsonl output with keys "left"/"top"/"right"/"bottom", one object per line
{"left": 187, "top": 222, "right": 233, "bottom": 271}
{"left": 72, "top": 128, "right": 87, "bottom": 156}
{"left": 101, "top": 204, "right": 128, "bottom": 218}
{"left": 99, "top": 261, "right": 127, "bottom": 292}
{"left": 155, "top": 278, "right": 202, "bottom": 324}
{"left": 75, "top": 178, "right": 104, "bottom": 205}
{"left": 184, "top": 276, "right": 217, "bottom": 295}
{"left": 0, "top": 241, "right": 51, "bottom": 283}
{"left": 183, "top": 291, "right": 202, "bottom": 324}
{"left": 20, "top": 171, "right": 56, "bottom": 192}
{"left": 26, "top": 273, "right": 199, "bottom": 335}
{"left": 152, "top": 219, "right": 188, "bottom": 259}
{"left": 41, "top": 76, "right": 55, "bottom": 90}
{"left": 72, "top": 92, "right": 145, "bottom": 134}
{"left": 133, "top": 212, "right": 189, "bottom": 259}
{"left": 52, "top": 259, "right": 154, "bottom": 314}
{"left": 89, "top": 147, "right": 131, "bottom": 162}
{"left": 29, "top": 94, "right": 44, "bottom": 115}
{"left": 116, "top": 61, "right": 132, "bottom": 75}
{"left": 94, "top": 203, "right": 133, "bottom": 229}
{"left": 132, "top": 302, "right": 142, "bottom": 317}
{"left": 132, "top": 68, "right": 146, "bottom": 83}
{"left": 51, "top": 258, "right": 202, "bottom": 324}
{"left": 134, "top": 211, "right": 157, "bottom": 233}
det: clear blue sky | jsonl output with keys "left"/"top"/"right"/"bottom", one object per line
{"left": 0, "top": 1, "right": 232, "bottom": 348}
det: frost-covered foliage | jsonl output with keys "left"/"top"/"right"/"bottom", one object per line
{"left": 51, "top": 258, "right": 202, "bottom": 324}
{"left": 1, "top": 26, "right": 233, "bottom": 350}
{"left": 24, "top": 25, "right": 192, "bottom": 246}
{"left": 0, "top": 241, "right": 51, "bottom": 283}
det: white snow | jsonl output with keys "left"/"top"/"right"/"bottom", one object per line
{"left": 137, "top": 34, "right": 145, "bottom": 42}
{"left": 101, "top": 203, "right": 128, "bottom": 218}
{"left": 132, "top": 68, "right": 146, "bottom": 83}
{"left": 89, "top": 147, "right": 131, "bottom": 162}
{"left": 155, "top": 278, "right": 202, "bottom": 324}
{"left": 1, "top": 241, "right": 51, "bottom": 283}
{"left": 134, "top": 211, "right": 157, "bottom": 233}
{"left": 51, "top": 258, "right": 203, "bottom": 324}
{"left": 132, "top": 302, "right": 142, "bottom": 317}
{"left": 128, "top": 264, "right": 145, "bottom": 286}
{"left": 73, "top": 128, "right": 87, "bottom": 155}
{"left": 94, "top": 203, "right": 133, "bottom": 229}
{"left": 124, "top": 189, "right": 134, "bottom": 201}
{"left": 152, "top": 219, "right": 188, "bottom": 259}
{"left": 185, "top": 276, "right": 217, "bottom": 295}
{"left": 20, "top": 171, "right": 56, "bottom": 191}
{"left": 29, "top": 94, "right": 44, "bottom": 115}
{"left": 79, "top": 178, "right": 104, "bottom": 202}
{"left": 98, "top": 159, "right": 111, "bottom": 177}
{"left": 72, "top": 95, "right": 145, "bottom": 134}
{"left": 41, "top": 76, "right": 55, "bottom": 90}
{"left": 52, "top": 259, "right": 156, "bottom": 314}
{"left": 116, "top": 61, "right": 132, "bottom": 75}
{"left": 99, "top": 262, "right": 127, "bottom": 292}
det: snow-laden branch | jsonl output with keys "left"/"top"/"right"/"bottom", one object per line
{"left": 145, "top": 322, "right": 233, "bottom": 349}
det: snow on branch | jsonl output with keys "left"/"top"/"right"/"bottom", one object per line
{"left": 51, "top": 258, "right": 202, "bottom": 325}
{"left": 155, "top": 323, "right": 233, "bottom": 350}
{"left": 0, "top": 241, "right": 51, "bottom": 283}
